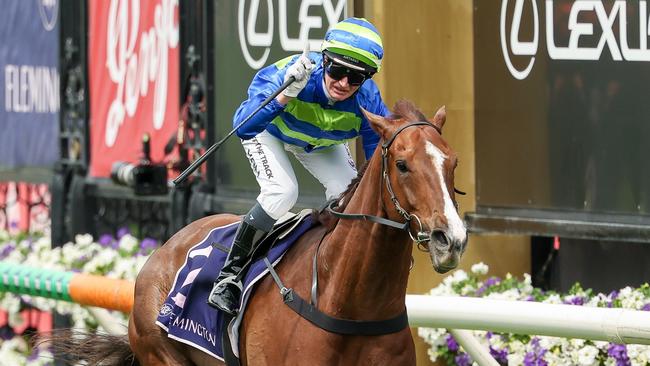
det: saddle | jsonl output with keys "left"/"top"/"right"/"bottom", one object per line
{"left": 155, "top": 209, "right": 316, "bottom": 362}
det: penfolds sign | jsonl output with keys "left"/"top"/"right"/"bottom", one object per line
{"left": 89, "top": 0, "right": 179, "bottom": 177}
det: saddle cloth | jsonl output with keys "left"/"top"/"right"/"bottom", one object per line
{"left": 155, "top": 210, "right": 315, "bottom": 361}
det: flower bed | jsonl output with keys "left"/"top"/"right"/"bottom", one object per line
{"left": 0, "top": 230, "right": 156, "bottom": 365}
{"left": 418, "top": 263, "right": 650, "bottom": 366}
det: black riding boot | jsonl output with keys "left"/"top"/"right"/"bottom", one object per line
{"left": 207, "top": 220, "right": 268, "bottom": 314}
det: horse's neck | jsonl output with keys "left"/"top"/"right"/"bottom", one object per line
{"left": 319, "top": 156, "right": 412, "bottom": 319}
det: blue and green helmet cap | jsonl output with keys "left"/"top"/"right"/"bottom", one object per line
{"left": 321, "top": 17, "right": 384, "bottom": 74}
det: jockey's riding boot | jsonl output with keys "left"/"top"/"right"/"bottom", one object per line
{"left": 207, "top": 220, "right": 268, "bottom": 314}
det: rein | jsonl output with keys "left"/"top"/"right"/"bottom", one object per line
{"left": 263, "top": 122, "right": 442, "bottom": 337}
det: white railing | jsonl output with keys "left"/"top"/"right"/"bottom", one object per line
{"left": 407, "top": 295, "right": 650, "bottom": 366}
{"left": 406, "top": 295, "right": 650, "bottom": 344}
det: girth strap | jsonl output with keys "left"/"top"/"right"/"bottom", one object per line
{"left": 264, "top": 258, "right": 409, "bottom": 336}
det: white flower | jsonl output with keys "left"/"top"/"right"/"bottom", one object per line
{"left": 0, "top": 337, "right": 28, "bottom": 364}
{"left": 7, "top": 309, "right": 25, "bottom": 328}
{"left": 576, "top": 345, "right": 599, "bottom": 365}
{"left": 520, "top": 273, "right": 534, "bottom": 294}
{"left": 74, "top": 233, "right": 94, "bottom": 246}
{"left": 570, "top": 338, "right": 586, "bottom": 348}
{"left": 618, "top": 286, "right": 646, "bottom": 309}
{"left": 543, "top": 294, "right": 563, "bottom": 304}
{"left": 486, "top": 288, "right": 520, "bottom": 301}
{"left": 628, "top": 344, "right": 650, "bottom": 366}
{"left": 507, "top": 352, "right": 524, "bottom": 366}
{"left": 442, "top": 269, "right": 468, "bottom": 287}
{"left": 538, "top": 336, "right": 561, "bottom": 350}
{"left": 471, "top": 262, "right": 488, "bottom": 275}
{"left": 118, "top": 234, "right": 139, "bottom": 254}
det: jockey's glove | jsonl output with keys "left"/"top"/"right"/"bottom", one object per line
{"left": 283, "top": 53, "right": 314, "bottom": 98}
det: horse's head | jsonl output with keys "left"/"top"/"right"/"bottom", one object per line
{"left": 363, "top": 101, "right": 468, "bottom": 273}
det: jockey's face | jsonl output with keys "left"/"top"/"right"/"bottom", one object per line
{"left": 324, "top": 73, "right": 361, "bottom": 101}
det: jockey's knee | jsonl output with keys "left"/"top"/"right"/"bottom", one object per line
{"left": 277, "top": 182, "right": 299, "bottom": 213}
{"left": 259, "top": 181, "right": 299, "bottom": 219}
{"left": 325, "top": 180, "right": 351, "bottom": 201}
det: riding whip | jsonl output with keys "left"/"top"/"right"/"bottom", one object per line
{"left": 174, "top": 42, "right": 312, "bottom": 185}
{"left": 173, "top": 76, "right": 295, "bottom": 185}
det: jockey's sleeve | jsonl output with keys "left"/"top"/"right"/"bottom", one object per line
{"left": 233, "top": 61, "right": 289, "bottom": 140}
{"left": 359, "top": 82, "right": 390, "bottom": 159}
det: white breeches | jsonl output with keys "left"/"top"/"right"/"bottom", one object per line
{"left": 241, "top": 130, "right": 358, "bottom": 220}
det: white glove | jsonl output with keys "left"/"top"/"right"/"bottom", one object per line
{"left": 283, "top": 44, "right": 313, "bottom": 98}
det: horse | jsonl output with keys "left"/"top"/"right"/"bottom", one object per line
{"left": 49, "top": 100, "right": 467, "bottom": 365}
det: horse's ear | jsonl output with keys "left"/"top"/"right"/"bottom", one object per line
{"left": 428, "top": 105, "right": 446, "bottom": 132}
{"left": 361, "top": 107, "right": 392, "bottom": 138}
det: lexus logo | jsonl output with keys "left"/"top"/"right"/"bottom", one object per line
{"left": 500, "top": 0, "right": 650, "bottom": 80}
{"left": 237, "top": 0, "right": 346, "bottom": 69}
{"left": 500, "top": 0, "right": 539, "bottom": 80}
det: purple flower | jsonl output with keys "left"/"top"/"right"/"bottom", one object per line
{"left": 641, "top": 303, "right": 650, "bottom": 311}
{"left": 116, "top": 227, "right": 130, "bottom": 239}
{"left": 485, "top": 277, "right": 501, "bottom": 286}
{"left": 98, "top": 234, "right": 114, "bottom": 247}
{"left": 475, "top": 284, "right": 487, "bottom": 296}
{"left": 523, "top": 338, "right": 548, "bottom": 366}
{"left": 455, "top": 353, "right": 472, "bottom": 366}
{"left": 607, "top": 343, "right": 631, "bottom": 366}
{"left": 0, "top": 244, "right": 15, "bottom": 259}
{"left": 446, "top": 334, "right": 459, "bottom": 352}
{"left": 489, "top": 345, "right": 509, "bottom": 364}
{"left": 27, "top": 350, "right": 40, "bottom": 361}
{"left": 139, "top": 238, "right": 158, "bottom": 255}
{"left": 563, "top": 296, "right": 585, "bottom": 306}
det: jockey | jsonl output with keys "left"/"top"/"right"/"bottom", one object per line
{"left": 208, "top": 17, "right": 390, "bottom": 315}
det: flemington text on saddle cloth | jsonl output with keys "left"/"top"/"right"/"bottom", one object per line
{"left": 155, "top": 214, "right": 315, "bottom": 360}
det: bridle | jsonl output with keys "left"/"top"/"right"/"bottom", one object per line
{"left": 264, "top": 121, "right": 463, "bottom": 338}
{"left": 327, "top": 121, "right": 454, "bottom": 245}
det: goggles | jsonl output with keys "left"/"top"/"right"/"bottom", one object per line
{"left": 323, "top": 56, "right": 374, "bottom": 86}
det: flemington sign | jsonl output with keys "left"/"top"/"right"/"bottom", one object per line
{"left": 501, "top": 0, "right": 650, "bottom": 80}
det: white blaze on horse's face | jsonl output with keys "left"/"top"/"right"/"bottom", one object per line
{"left": 425, "top": 141, "right": 467, "bottom": 242}
{"left": 425, "top": 141, "right": 468, "bottom": 272}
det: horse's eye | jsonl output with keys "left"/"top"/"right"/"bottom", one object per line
{"left": 396, "top": 160, "right": 408, "bottom": 173}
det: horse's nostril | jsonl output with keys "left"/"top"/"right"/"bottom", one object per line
{"left": 432, "top": 230, "right": 448, "bottom": 247}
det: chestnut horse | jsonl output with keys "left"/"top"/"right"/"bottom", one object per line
{"left": 52, "top": 101, "right": 467, "bottom": 365}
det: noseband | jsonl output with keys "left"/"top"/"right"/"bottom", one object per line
{"left": 328, "top": 121, "right": 441, "bottom": 245}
